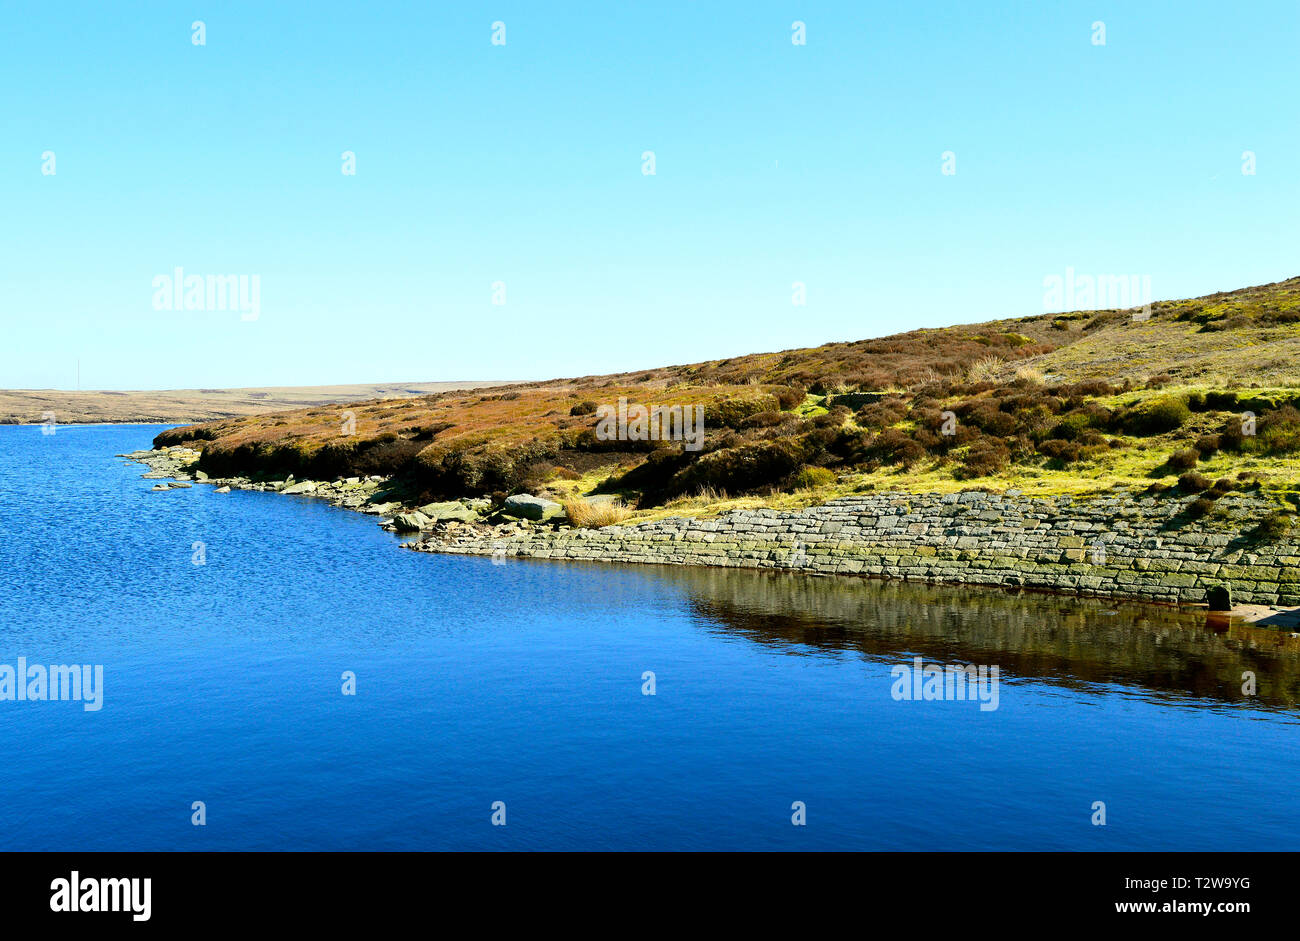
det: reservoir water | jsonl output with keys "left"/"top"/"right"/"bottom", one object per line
{"left": 1, "top": 425, "right": 1296, "bottom": 850}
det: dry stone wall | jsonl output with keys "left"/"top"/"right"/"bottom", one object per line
{"left": 413, "top": 490, "right": 1300, "bottom": 606}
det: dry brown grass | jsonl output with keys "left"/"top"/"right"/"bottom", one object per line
{"left": 1014, "top": 364, "right": 1044, "bottom": 384}
{"left": 966, "top": 356, "right": 1005, "bottom": 383}
{"left": 563, "top": 497, "right": 632, "bottom": 528}
{"left": 141, "top": 276, "right": 1300, "bottom": 504}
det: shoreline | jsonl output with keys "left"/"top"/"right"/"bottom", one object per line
{"left": 123, "top": 446, "right": 1300, "bottom": 621}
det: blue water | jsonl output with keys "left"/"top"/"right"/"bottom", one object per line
{"left": 0, "top": 424, "right": 1296, "bottom": 850}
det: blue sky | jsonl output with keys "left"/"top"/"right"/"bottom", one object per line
{"left": 3, "top": 1, "right": 1296, "bottom": 390}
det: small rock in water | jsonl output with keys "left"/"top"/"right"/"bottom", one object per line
{"left": 168, "top": 481, "right": 193, "bottom": 489}
{"left": 215, "top": 485, "right": 231, "bottom": 493}
{"left": 151, "top": 484, "right": 170, "bottom": 491}
{"left": 1206, "top": 585, "right": 1232, "bottom": 611}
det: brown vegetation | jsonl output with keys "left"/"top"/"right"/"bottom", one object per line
{"left": 151, "top": 277, "right": 1300, "bottom": 509}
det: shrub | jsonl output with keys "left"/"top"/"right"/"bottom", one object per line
{"left": 310, "top": 439, "right": 360, "bottom": 478}
{"left": 563, "top": 497, "right": 631, "bottom": 528}
{"left": 1186, "top": 496, "right": 1217, "bottom": 518}
{"left": 1260, "top": 405, "right": 1300, "bottom": 454}
{"left": 1122, "top": 395, "right": 1190, "bottom": 435}
{"left": 1194, "top": 434, "right": 1221, "bottom": 457}
{"left": 1178, "top": 471, "right": 1213, "bottom": 493}
{"left": 739, "top": 410, "right": 784, "bottom": 429}
{"left": 1037, "top": 438, "right": 1082, "bottom": 463}
{"left": 775, "top": 387, "right": 806, "bottom": 410}
{"left": 415, "top": 438, "right": 561, "bottom": 495}
{"left": 706, "top": 395, "right": 780, "bottom": 429}
{"left": 1168, "top": 449, "right": 1200, "bottom": 470}
{"left": 1219, "top": 421, "right": 1247, "bottom": 452}
{"left": 516, "top": 461, "right": 556, "bottom": 492}
{"left": 570, "top": 401, "right": 598, "bottom": 416}
{"left": 1010, "top": 402, "right": 1060, "bottom": 437}
{"left": 349, "top": 436, "right": 423, "bottom": 476}
{"left": 791, "top": 465, "right": 835, "bottom": 489}
{"left": 1256, "top": 512, "right": 1294, "bottom": 542}
{"left": 664, "top": 437, "right": 808, "bottom": 502}
{"left": 866, "top": 429, "right": 926, "bottom": 468}
{"left": 825, "top": 427, "right": 871, "bottom": 464}
{"left": 856, "top": 398, "right": 909, "bottom": 429}
{"left": 1050, "top": 406, "right": 1110, "bottom": 441}
{"left": 961, "top": 401, "right": 1019, "bottom": 436}
{"left": 1064, "top": 379, "right": 1120, "bottom": 398}
{"left": 955, "top": 440, "right": 1010, "bottom": 479}
{"left": 605, "top": 448, "right": 693, "bottom": 496}
{"left": 811, "top": 405, "right": 851, "bottom": 428}
{"left": 1204, "top": 390, "right": 1239, "bottom": 410}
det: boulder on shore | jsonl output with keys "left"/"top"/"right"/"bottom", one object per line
{"left": 417, "top": 501, "right": 480, "bottom": 523}
{"left": 502, "top": 494, "right": 564, "bottom": 521}
{"left": 392, "top": 511, "right": 431, "bottom": 532}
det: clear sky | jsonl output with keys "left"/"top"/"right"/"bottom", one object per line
{"left": 3, "top": 1, "right": 1297, "bottom": 390}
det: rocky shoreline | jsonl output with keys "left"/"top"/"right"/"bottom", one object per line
{"left": 121, "top": 446, "right": 573, "bottom": 539}
{"left": 123, "top": 446, "right": 1300, "bottom": 617}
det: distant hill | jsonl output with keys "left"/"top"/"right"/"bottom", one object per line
{"left": 153, "top": 277, "right": 1300, "bottom": 516}
{"left": 0, "top": 381, "right": 509, "bottom": 425}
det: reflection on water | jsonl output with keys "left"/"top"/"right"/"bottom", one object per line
{"left": 617, "top": 565, "right": 1300, "bottom": 711}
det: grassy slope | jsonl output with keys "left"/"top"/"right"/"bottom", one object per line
{"left": 1023, "top": 278, "right": 1300, "bottom": 386}
{"left": 153, "top": 277, "right": 1300, "bottom": 523}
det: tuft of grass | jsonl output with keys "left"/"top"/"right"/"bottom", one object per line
{"left": 1013, "top": 364, "right": 1044, "bottom": 384}
{"left": 563, "top": 497, "right": 631, "bottom": 528}
{"left": 966, "top": 356, "right": 1004, "bottom": 383}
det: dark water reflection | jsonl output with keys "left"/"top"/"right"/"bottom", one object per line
{"left": 618, "top": 565, "right": 1300, "bottom": 710}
